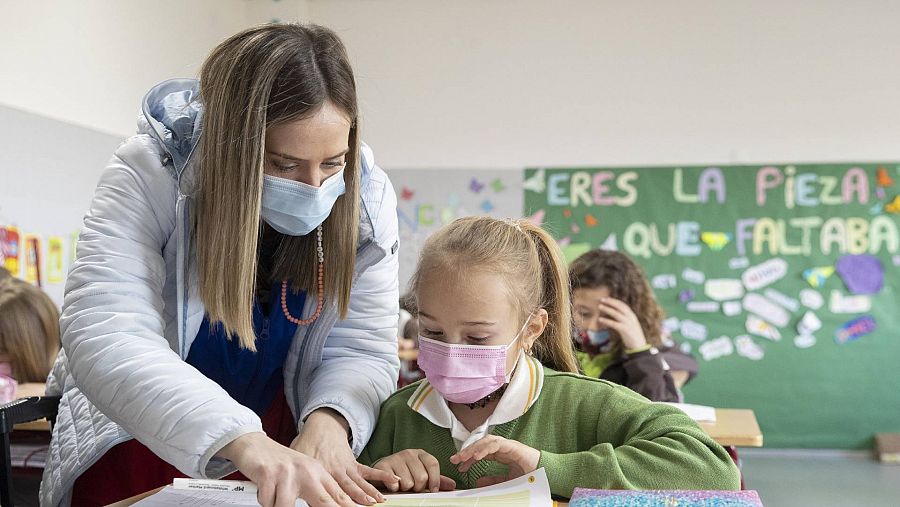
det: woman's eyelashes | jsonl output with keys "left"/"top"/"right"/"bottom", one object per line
{"left": 420, "top": 327, "right": 489, "bottom": 343}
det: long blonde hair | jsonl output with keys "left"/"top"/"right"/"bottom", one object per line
{"left": 410, "top": 216, "right": 579, "bottom": 373}
{"left": 195, "top": 24, "right": 361, "bottom": 350}
{"left": 0, "top": 278, "right": 60, "bottom": 382}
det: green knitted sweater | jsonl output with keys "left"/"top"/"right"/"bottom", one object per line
{"left": 359, "top": 367, "right": 740, "bottom": 498}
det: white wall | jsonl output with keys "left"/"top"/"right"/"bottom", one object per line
{"left": 0, "top": 0, "right": 309, "bottom": 137}
{"left": 303, "top": 0, "right": 900, "bottom": 169}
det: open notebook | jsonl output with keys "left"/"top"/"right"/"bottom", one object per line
{"left": 133, "top": 468, "right": 553, "bottom": 507}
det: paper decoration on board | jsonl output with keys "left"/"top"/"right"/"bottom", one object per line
{"left": 525, "top": 209, "right": 545, "bottom": 227}
{"left": 469, "top": 178, "right": 485, "bottom": 193}
{"left": 699, "top": 336, "right": 734, "bottom": 361}
{"left": 797, "top": 311, "right": 822, "bottom": 336}
{"left": 662, "top": 317, "right": 680, "bottom": 333}
{"left": 742, "top": 293, "right": 791, "bottom": 328}
{"left": 704, "top": 279, "right": 744, "bottom": 301}
{"left": 679, "top": 319, "right": 708, "bottom": 341}
{"left": 869, "top": 201, "right": 884, "bottom": 215}
{"left": 794, "top": 334, "right": 817, "bottom": 349}
{"left": 678, "top": 289, "right": 695, "bottom": 303}
{"left": 47, "top": 237, "right": 64, "bottom": 284}
{"left": 835, "top": 254, "right": 884, "bottom": 295}
{"left": 561, "top": 243, "right": 592, "bottom": 264}
{"left": 800, "top": 288, "right": 824, "bottom": 310}
{"left": 894, "top": 255, "right": 900, "bottom": 267}
{"left": 563, "top": 209, "right": 572, "bottom": 218}
{"left": 835, "top": 316, "right": 877, "bottom": 344}
{"left": 746, "top": 314, "right": 781, "bottom": 341}
{"left": 682, "top": 268, "right": 705, "bottom": 285}
{"left": 700, "top": 232, "right": 731, "bottom": 251}
{"left": 885, "top": 196, "right": 900, "bottom": 214}
{"left": 489, "top": 178, "right": 506, "bottom": 193}
{"left": 584, "top": 214, "right": 598, "bottom": 227}
{"left": 763, "top": 288, "right": 800, "bottom": 312}
{"left": 877, "top": 166, "right": 894, "bottom": 187}
{"left": 829, "top": 290, "right": 872, "bottom": 314}
{"left": 723, "top": 301, "right": 742, "bottom": 316}
{"left": 480, "top": 200, "right": 494, "bottom": 213}
{"left": 558, "top": 237, "right": 571, "bottom": 247}
{"left": 735, "top": 335, "right": 764, "bottom": 361}
{"left": 679, "top": 342, "right": 692, "bottom": 355}
{"left": 803, "top": 266, "right": 835, "bottom": 288}
{"left": 1, "top": 226, "right": 20, "bottom": 274}
{"left": 523, "top": 168, "right": 546, "bottom": 193}
{"left": 570, "top": 223, "right": 580, "bottom": 234}
{"left": 23, "top": 234, "right": 41, "bottom": 286}
{"left": 728, "top": 257, "right": 750, "bottom": 269}
{"left": 686, "top": 301, "right": 719, "bottom": 313}
{"left": 600, "top": 234, "right": 617, "bottom": 251}
{"left": 742, "top": 258, "right": 788, "bottom": 291}
{"left": 651, "top": 274, "right": 677, "bottom": 290}
{"left": 400, "top": 187, "right": 414, "bottom": 201}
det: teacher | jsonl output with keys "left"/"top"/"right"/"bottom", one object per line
{"left": 40, "top": 23, "right": 400, "bottom": 507}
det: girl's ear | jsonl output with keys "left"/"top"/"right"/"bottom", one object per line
{"left": 523, "top": 308, "right": 549, "bottom": 352}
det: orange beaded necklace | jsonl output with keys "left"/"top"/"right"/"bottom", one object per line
{"left": 280, "top": 224, "right": 324, "bottom": 326}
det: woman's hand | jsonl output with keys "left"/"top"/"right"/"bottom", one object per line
{"left": 291, "top": 408, "right": 396, "bottom": 505}
{"left": 217, "top": 432, "right": 354, "bottom": 507}
{"left": 372, "top": 449, "right": 456, "bottom": 493}
{"left": 449, "top": 435, "right": 540, "bottom": 488}
{"left": 597, "top": 297, "right": 648, "bottom": 350}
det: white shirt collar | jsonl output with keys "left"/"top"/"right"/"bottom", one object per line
{"left": 407, "top": 350, "right": 544, "bottom": 450}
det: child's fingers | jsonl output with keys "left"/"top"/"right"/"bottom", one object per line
{"left": 372, "top": 463, "right": 401, "bottom": 492}
{"left": 404, "top": 453, "right": 430, "bottom": 492}
{"left": 596, "top": 301, "right": 627, "bottom": 322}
{"left": 439, "top": 475, "right": 457, "bottom": 491}
{"left": 417, "top": 452, "right": 442, "bottom": 493}
{"left": 596, "top": 317, "right": 626, "bottom": 332}
{"left": 391, "top": 460, "right": 415, "bottom": 492}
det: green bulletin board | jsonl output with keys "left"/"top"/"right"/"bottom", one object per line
{"left": 523, "top": 164, "right": 900, "bottom": 449}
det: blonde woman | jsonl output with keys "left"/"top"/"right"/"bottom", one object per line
{"left": 41, "top": 24, "right": 400, "bottom": 507}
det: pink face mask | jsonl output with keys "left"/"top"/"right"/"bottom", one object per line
{"left": 417, "top": 319, "right": 529, "bottom": 404}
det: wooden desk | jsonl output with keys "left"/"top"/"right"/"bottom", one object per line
{"left": 700, "top": 409, "right": 763, "bottom": 447}
{"left": 11, "top": 383, "right": 51, "bottom": 432}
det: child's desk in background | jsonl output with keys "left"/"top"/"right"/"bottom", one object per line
{"left": 700, "top": 409, "right": 763, "bottom": 447}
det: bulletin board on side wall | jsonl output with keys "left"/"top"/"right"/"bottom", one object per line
{"left": 386, "top": 169, "right": 523, "bottom": 293}
{"left": 523, "top": 164, "right": 900, "bottom": 449}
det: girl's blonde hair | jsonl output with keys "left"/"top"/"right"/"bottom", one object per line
{"left": 195, "top": 24, "right": 361, "bottom": 350}
{"left": 410, "top": 216, "right": 579, "bottom": 373}
{"left": 0, "top": 279, "right": 61, "bottom": 382}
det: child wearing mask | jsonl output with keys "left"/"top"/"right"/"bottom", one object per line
{"left": 569, "top": 249, "right": 697, "bottom": 402}
{"left": 358, "top": 217, "right": 738, "bottom": 498}
{"left": 0, "top": 276, "right": 61, "bottom": 402}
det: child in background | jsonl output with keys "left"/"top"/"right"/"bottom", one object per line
{"left": 359, "top": 217, "right": 739, "bottom": 498}
{"left": 569, "top": 249, "right": 697, "bottom": 402}
{"left": 397, "top": 295, "right": 425, "bottom": 387}
{"left": 0, "top": 276, "right": 61, "bottom": 402}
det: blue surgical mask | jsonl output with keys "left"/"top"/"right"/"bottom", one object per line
{"left": 261, "top": 170, "right": 346, "bottom": 236}
{"left": 586, "top": 329, "right": 610, "bottom": 346}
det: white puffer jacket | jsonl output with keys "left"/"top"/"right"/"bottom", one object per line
{"left": 40, "top": 79, "right": 400, "bottom": 506}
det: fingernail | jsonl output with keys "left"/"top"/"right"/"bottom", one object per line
{"left": 393, "top": 475, "right": 402, "bottom": 481}
{"left": 366, "top": 495, "right": 376, "bottom": 505}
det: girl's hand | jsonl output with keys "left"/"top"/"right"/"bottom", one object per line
{"left": 449, "top": 435, "right": 540, "bottom": 487}
{"left": 217, "top": 432, "right": 354, "bottom": 507}
{"left": 291, "top": 408, "right": 395, "bottom": 505}
{"left": 597, "top": 297, "right": 648, "bottom": 350}
{"left": 372, "top": 449, "right": 457, "bottom": 493}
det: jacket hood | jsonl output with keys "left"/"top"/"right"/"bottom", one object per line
{"left": 138, "top": 78, "right": 203, "bottom": 178}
